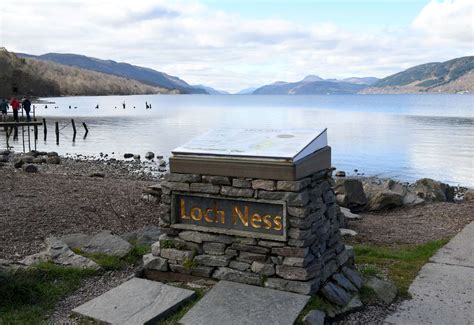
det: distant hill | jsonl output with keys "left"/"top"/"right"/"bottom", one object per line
{"left": 252, "top": 76, "right": 374, "bottom": 95}
{"left": 192, "top": 84, "right": 229, "bottom": 95}
{"left": 235, "top": 87, "right": 259, "bottom": 95}
{"left": 17, "top": 52, "right": 207, "bottom": 94}
{"left": 0, "top": 48, "right": 172, "bottom": 98}
{"left": 362, "top": 56, "right": 474, "bottom": 94}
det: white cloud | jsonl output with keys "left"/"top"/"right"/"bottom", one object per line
{"left": 413, "top": 0, "right": 474, "bottom": 44}
{"left": 0, "top": 0, "right": 472, "bottom": 92}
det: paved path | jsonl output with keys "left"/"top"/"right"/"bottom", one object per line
{"left": 385, "top": 222, "right": 474, "bottom": 325}
{"left": 180, "top": 280, "right": 310, "bottom": 325}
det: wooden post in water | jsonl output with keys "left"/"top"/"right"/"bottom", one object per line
{"left": 27, "top": 125, "right": 31, "bottom": 152}
{"left": 71, "top": 119, "right": 76, "bottom": 142}
{"left": 43, "top": 118, "right": 47, "bottom": 141}
{"left": 55, "top": 121, "right": 59, "bottom": 145}
{"left": 83, "top": 122, "right": 89, "bottom": 138}
{"left": 34, "top": 124, "right": 38, "bottom": 141}
{"left": 21, "top": 125, "right": 25, "bottom": 152}
{"left": 4, "top": 127, "right": 9, "bottom": 149}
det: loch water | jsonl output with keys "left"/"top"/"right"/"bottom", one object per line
{"left": 1, "top": 94, "right": 473, "bottom": 186}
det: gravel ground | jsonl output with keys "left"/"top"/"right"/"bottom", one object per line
{"left": 49, "top": 266, "right": 139, "bottom": 324}
{"left": 0, "top": 156, "right": 163, "bottom": 260}
{"left": 346, "top": 201, "right": 474, "bottom": 246}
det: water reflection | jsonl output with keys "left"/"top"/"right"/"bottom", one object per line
{"left": 1, "top": 94, "right": 473, "bottom": 186}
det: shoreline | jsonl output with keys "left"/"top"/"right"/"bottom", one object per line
{"left": 1, "top": 149, "right": 472, "bottom": 261}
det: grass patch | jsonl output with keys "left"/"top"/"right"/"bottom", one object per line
{"left": 73, "top": 243, "right": 150, "bottom": 271}
{"left": 155, "top": 288, "right": 205, "bottom": 325}
{"left": 295, "top": 295, "right": 334, "bottom": 324}
{"left": 0, "top": 262, "right": 97, "bottom": 323}
{"left": 358, "top": 264, "right": 383, "bottom": 279}
{"left": 354, "top": 239, "right": 449, "bottom": 298}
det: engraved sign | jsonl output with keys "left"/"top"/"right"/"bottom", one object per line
{"left": 171, "top": 194, "right": 286, "bottom": 241}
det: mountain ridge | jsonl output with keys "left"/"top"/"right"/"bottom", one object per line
{"left": 17, "top": 52, "right": 207, "bottom": 94}
{"left": 252, "top": 76, "right": 377, "bottom": 95}
{"left": 362, "top": 56, "right": 474, "bottom": 94}
{"left": 0, "top": 48, "right": 173, "bottom": 98}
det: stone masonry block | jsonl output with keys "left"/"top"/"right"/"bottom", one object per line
{"left": 202, "top": 175, "right": 231, "bottom": 185}
{"left": 160, "top": 248, "right": 195, "bottom": 262}
{"left": 251, "top": 179, "right": 276, "bottom": 191}
{"left": 220, "top": 186, "right": 254, "bottom": 198}
{"left": 166, "top": 173, "right": 201, "bottom": 183}
{"left": 189, "top": 183, "right": 221, "bottom": 194}
{"left": 231, "top": 243, "right": 269, "bottom": 254}
{"left": 161, "top": 181, "right": 190, "bottom": 192}
{"left": 203, "top": 242, "right": 226, "bottom": 255}
{"left": 276, "top": 178, "right": 311, "bottom": 192}
{"left": 272, "top": 246, "right": 309, "bottom": 258}
{"left": 232, "top": 179, "right": 252, "bottom": 188}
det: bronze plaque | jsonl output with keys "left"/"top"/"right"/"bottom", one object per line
{"left": 170, "top": 193, "right": 286, "bottom": 241}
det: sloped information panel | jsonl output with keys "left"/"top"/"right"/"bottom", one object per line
{"left": 172, "top": 128, "right": 327, "bottom": 161}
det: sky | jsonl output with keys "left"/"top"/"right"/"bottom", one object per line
{"left": 1, "top": 0, "right": 473, "bottom": 92}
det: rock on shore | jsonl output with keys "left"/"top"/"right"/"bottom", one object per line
{"left": 335, "top": 176, "right": 457, "bottom": 211}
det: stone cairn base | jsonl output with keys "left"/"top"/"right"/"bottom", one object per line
{"left": 144, "top": 169, "right": 356, "bottom": 296}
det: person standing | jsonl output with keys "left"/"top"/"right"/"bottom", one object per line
{"left": 10, "top": 97, "right": 20, "bottom": 122}
{"left": 22, "top": 97, "right": 32, "bottom": 121}
{"left": 0, "top": 98, "right": 9, "bottom": 122}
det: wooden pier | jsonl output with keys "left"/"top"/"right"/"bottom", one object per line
{"left": 1, "top": 119, "right": 88, "bottom": 152}
{"left": 0, "top": 121, "right": 43, "bottom": 127}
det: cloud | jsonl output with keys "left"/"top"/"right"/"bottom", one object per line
{"left": 0, "top": 0, "right": 472, "bottom": 92}
{"left": 413, "top": 0, "right": 473, "bottom": 44}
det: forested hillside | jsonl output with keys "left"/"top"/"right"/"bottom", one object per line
{"left": 0, "top": 48, "right": 173, "bottom": 98}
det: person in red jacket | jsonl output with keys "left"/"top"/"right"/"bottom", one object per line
{"left": 10, "top": 97, "right": 20, "bottom": 122}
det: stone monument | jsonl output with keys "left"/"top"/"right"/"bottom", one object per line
{"left": 145, "top": 128, "right": 355, "bottom": 295}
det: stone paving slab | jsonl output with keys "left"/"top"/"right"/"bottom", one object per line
{"left": 72, "top": 278, "right": 196, "bottom": 324}
{"left": 179, "top": 280, "right": 310, "bottom": 325}
{"left": 385, "top": 262, "right": 474, "bottom": 324}
{"left": 430, "top": 221, "right": 474, "bottom": 268}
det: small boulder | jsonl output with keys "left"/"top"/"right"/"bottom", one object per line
{"left": 303, "top": 310, "right": 325, "bottom": 325}
{"left": 47, "top": 151, "right": 59, "bottom": 157}
{"left": 145, "top": 152, "right": 155, "bottom": 160}
{"left": 320, "top": 282, "right": 351, "bottom": 307}
{"left": 59, "top": 233, "right": 92, "bottom": 250}
{"left": 82, "top": 231, "right": 132, "bottom": 258}
{"left": 464, "top": 189, "right": 474, "bottom": 201}
{"left": 13, "top": 158, "right": 24, "bottom": 168}
{"left": 22, "top": 156, "right": 34, "bottom": 163}
{"left": 0, "top": 155, "right": 9, "bottom": 163}
{"left": 365, "top": 276, "right": 397, "bottom": 304}
{"left": 47, "top": 156, "right": 61, "bottom": 164}
{"left": 133, "top": 154, "right": 141, "bottom": 160}
{"left": 32, "top": 157, "right": 45, "bottom": 164}
{"left": 340, "top": 207, "right": 361, "bottom": 220}
{"left": 124, "top": 153, "right": 133, "bottom": 159}
{"left": 366, "top": 191, "right": 403, "bottom": 211}
{"left": 340, "top": 228, "right": 357, "bottom": 237}
{"left": 23, "top": 164, "right": 38, "bottom": 173}
{"left": 335, "top": 170, "right": 346, "bottom": 177}
{"left": 334, "top": 179, "right": 367, "bottom": 211}
{"left": 136, "top": 225, "right": 161, "bottom": 246}
{"left": 159, "top": 160, "right": 166, "bottom": 167}
{"left": 413, "top": 178, "right": 454, "bottom": 202}
{"left": 143, "top": 253, "right": 168, "bottom": 271}
{"left": 342, "top": 267, "right": 362, "bottom": 289}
